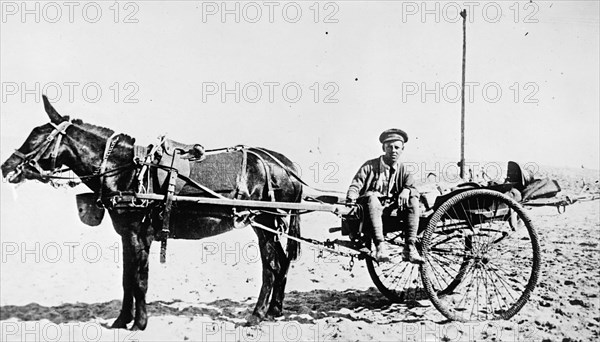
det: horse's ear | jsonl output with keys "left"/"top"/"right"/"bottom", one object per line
{"left": 43, "top": 95, "right": 63, "bottom": 123}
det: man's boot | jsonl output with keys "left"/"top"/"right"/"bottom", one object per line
{"left": 403, "top": 243, "right": 424, "bottom": 264}
{"left": 363, "top": 193, "right": 389, "bottom": 262}
{"left": 403, "top": 196, "right": 423, "bottom": 264}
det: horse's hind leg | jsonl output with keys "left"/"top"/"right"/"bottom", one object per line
{"left": 266, "top": 243, "right": 290, "bottom": 318}
{"left": 111, "top": 234, "right": 135, "bottom": 329}
{"left": 249, "top": 217, "right": 281, "bottom": 324}
{"left": 267, "top": 214, "right": 301, "bottom": 318}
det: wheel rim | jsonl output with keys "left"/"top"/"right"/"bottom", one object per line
{"left": 420, "top": 189, "right": 541, "bottom": 322}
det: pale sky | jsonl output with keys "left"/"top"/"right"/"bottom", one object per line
{"left": 1, "top": 1, "right": 599, "bottom": 191}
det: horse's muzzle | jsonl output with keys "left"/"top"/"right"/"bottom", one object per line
{"left": 2, "top": 161, "right": 25, "bottom": 184}
{"left": 1, "top": 155, "right": 46, "bottom": 184}
{"left": 1, "top": 154, "right": 20, "bottom": 180}
{"left": 5, "top": 170, "right": 24, "bottom": 184}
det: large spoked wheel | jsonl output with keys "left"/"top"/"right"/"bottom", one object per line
{"left": 366, "top": 232, "right": 426, "bottom": 302}
{"left": 420, "top": 189, "right": 541, "bottom": 322}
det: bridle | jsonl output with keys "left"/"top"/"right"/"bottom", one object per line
{"left": 11, "top": 120, "right": 73, "bottom": 183}
{"left": 9, "top": 120, "right": 131, "bottom": 187}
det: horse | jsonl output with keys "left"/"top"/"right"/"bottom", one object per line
{"left": 1, "top": 96, "right": 303, "bottom": 330}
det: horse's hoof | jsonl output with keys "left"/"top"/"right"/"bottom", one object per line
{"left": 245, "top": 314, "right": 262, "bottom": 326}
{"left": 111, "top": 319, "right": 129, "bottom": 329}
{"left": 131, "top": 321, "right": 147, "bottom": 331}
{"left": 266, "top": 307, "right": 282, "bottom": 318}
{"left": 131, "top": 324, "right": 145, "bottom": 331}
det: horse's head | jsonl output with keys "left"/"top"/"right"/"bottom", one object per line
{"left": 2, "top": 95, "right": 73, "bottom": 184}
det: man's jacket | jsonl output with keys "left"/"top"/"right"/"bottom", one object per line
{"left": 346, "top": 156, "right": 417, "bottom": 200}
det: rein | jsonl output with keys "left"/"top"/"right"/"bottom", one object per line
{"left": 34, "top": 164, "right": 134, "bottom": 181}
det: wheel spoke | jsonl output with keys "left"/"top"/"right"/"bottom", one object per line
{"left": 482, "top": 264, "right": 509, "bottom": 318}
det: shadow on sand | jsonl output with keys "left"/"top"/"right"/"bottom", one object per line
{"left": 0, "top": 287, "right": 431, "bottom": 325}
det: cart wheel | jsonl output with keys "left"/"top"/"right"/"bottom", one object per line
{"left": 420, "top": 189, "right": 541, "bottom": 321}
{"left": 365, "top": 233, "right": 427, "bottom": 303}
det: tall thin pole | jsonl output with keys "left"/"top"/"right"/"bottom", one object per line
{"left": 460, "top": 9, "right": 467, "bottom": 180}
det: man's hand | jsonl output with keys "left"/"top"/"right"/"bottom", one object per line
{"left": 345, "top": 197, "right": 356, "bottom": 207}
{"left": 398, "top": 189, "right": 410, "bottom": 208}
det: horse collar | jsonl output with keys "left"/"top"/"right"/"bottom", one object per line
{"left": 96, "top": 132, "right": 121, "bottom": 204}
{"left": 99, "top": 132, "right": 120, "bottom": 176}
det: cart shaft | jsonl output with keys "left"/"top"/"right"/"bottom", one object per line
{"left": 130, "top": 193, "right": 354, "bottom": 215}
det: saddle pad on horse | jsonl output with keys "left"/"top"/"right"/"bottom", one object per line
{"left": 153, "top": 139, "right": 247, "bottom": 198}
{"left": 179, "top": 151, "right": 246, "bottom": 197}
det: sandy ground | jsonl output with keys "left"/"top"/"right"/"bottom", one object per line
{"left": 1, "top": 167, "right": 599, "bottom": 342}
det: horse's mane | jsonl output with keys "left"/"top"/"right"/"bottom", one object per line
{"left": 71, "top": 118, "right": 134, "bottom": 142}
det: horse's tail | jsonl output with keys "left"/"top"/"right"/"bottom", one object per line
{"left": 286, "top": 182, "right": 302, "bottom": 260}
{"left": 286, "top": 210, "right": 301, "bottom": 260}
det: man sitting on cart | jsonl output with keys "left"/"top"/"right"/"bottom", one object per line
{"left": 346, "top": 128, "right": 424, "bottom": 264}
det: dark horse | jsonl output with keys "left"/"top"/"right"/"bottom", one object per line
{"left": 1, "top": 96, "right": 303, "bottom": 330}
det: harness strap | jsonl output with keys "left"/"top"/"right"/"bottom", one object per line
{"left": 250, "top": 147, "right": 345, "bottom": 195}
{"left": 204, "top": 145, "right": 246, "bottom": 155}
{"left": 40, "top": 121, "right": 71, "bottom": 163}
{"left": 135, "top": 137, "right": 165, "bottom": 194}
{"left": 159, "top": 166, "right": 179, "bottom": 263}
{"left": 235, "top": 148, "right": 250, "bottom": 199}
{"left": 246, "top": 149, "right": 276, "bottom": 202}
{"left": 50, "top": 131, "right": 64, "bottom": 171}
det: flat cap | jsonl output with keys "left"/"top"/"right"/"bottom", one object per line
{"left": 379, "top": 128, "right": 408, "bottom": 144}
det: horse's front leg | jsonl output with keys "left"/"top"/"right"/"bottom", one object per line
{"left": 109, "top": 212, "right": 153, "bottom": 331}
{"left": 111, "top": 234, "right": 135, "bottom": 329}
{"left": 130, "top": 231, "right": 152, "bottom": 331}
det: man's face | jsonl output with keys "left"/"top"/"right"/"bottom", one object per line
{"left": 383, "top": 140, "right": 404, "bottom": 163}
